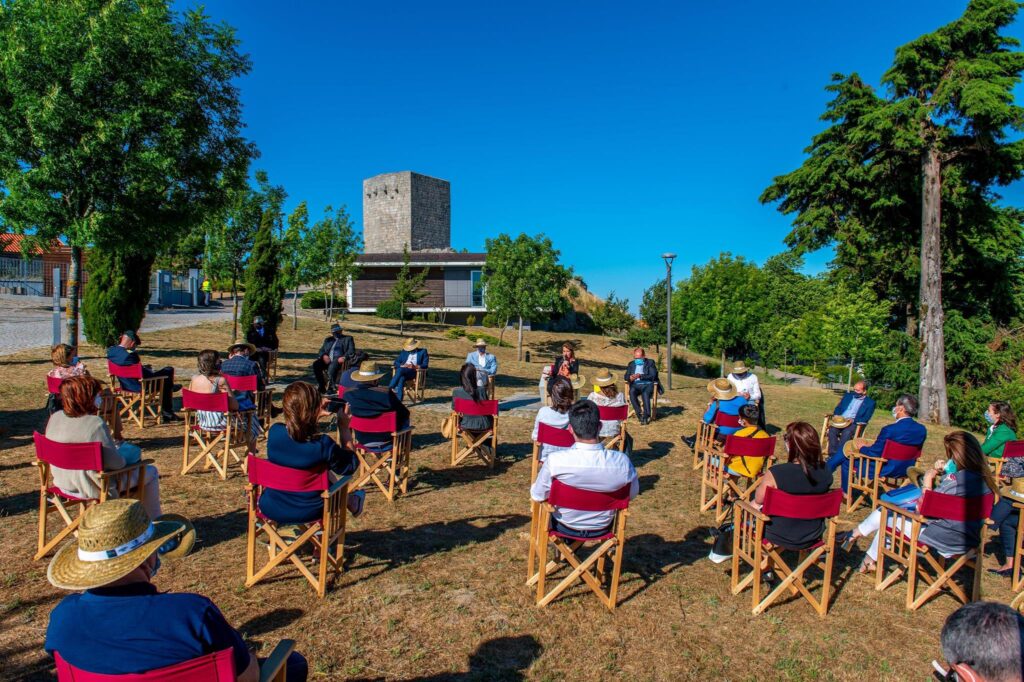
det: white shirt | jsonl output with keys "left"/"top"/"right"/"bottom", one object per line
{"left": 405, "top": 351, "right": 420, "bottom": 367}
{"left": 530, "top": 442, "right": 639, "bottom": 530}
{"left": 531, "top": 407, "right": 571, "bottom": 458}
{"left": 728, "top": 372, "right": 761, "bottom": 402}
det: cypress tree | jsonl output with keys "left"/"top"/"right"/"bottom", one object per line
{"left": 82, "top": 247, "right": 155, "bottom": 347}
{"left": 240, "top": 209, "right": 285, "bottom": 336}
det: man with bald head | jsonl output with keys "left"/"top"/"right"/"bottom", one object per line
{"left": 826, "top": 380, "right": 876, "bottom": 457}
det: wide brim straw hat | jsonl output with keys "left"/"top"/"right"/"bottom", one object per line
{"left": 707, "top": 378, "right": 737, "bottom": 401}
{"left": 351, "top": 361, "right": 385, "bottom": 382}
{"left": 1004, "top": 477, "right": 1024, "bottom": 501}
{"left": 403, "top": 338, "right": 420, "bottom": 352}
{"left": 228, "top": 342, "right": 257, "bottom": 355}
{"left": 153, "top": 513, "right": 195, "bottom": 559}
{"left": 48, "top": 499, "right": 185, "bottom": 591}
{"left": 731, "top": 361, "right": 749, "bottom": 374}
{"left": 594, "top": 368, "right": 615, "bottom": 387}
{"left": 829, "top": 415, "right": 854, "bottom": 429}
{"left": 473, "top": 338, "right": 488, "bottom": 348}
{"left": 569, "top": 373, "right": 587, "bottom": 391}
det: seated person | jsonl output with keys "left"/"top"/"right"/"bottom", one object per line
{"left": 825, "top": 380, "right": 876, "bottom": 456}
{"left": 982, "top": 401, "right": 1017, "bottom": 459}
{"left": 623, "top": 348, "right": 660, "bottom": 425}
{"left": 532, "top": 376, "right": 575, "bottom": 460}
{"left": 189, "top": 350, "right": 258, "bottom": 447}
{"left": 45, "top": 376, "right": 161, "bottom": 520}
{"left": 342, "top": 361, "right": 410, "bottom": 451}
{"left": 45, "top": 499, "right": 308, "bottom": 681}
{"left": 453, "top": 363, "right": 493, "bottom": 433}
{"left": 48, "top": 343, "right": 88, "bottom": 380}
{"left": 839, "top": 431, "right": 994, "bottom": 574}
{"left": 389, "top": 338, "right": 429, "bottom": 401}
{"left": 466, "top": 339, "right": 498, "bottom": 390}
{"left": 530, "top": 400, "right": 639, "bottom": 537}
{"left": 246, "top": 315, "right": 279, "bottom": 375}
{"left": 723, "top": 403, "right": 771, "bottom": 481}
{"left": 312, "top": 324, "right": 361, "bottom": 393}
{"left": 546, "top": 342, "right": 579, "bottom": 396}
{"left": 825, "top": 393, "right": 927, "bottom": 494}
{"left": 48, "top": 343, "right": 122, "bottom": 439}
{"left": 938, "top": 601, "right": 1024, "bottom": 682}
{"left": 586, "top": 368, "right": 626, "bottom": 438}
{"left": 259, "top": 382, "right": 359, "bottom": 525}
{"left": 221, "top": 342, "right": 266, "bottom": 392}
{"left": 682, "top": 378, "right": 748, "bottom": 449}
{"left": 981, "top": 404, "right": 1021, "bottom": 578}
{"left": 107, "top": 330, "right": 181, "bottom": 422}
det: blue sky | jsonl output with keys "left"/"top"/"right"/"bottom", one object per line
{"left": 186, "top": 1, "right": 1024, "bottom": 311}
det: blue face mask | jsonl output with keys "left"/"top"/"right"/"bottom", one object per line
{"left": 634, "top": 359, "right": 644, "bottom": 365}
{"left": 70, "top": 356, "right": 79, "bottom": 365}
{"left": 984, "top": 411, "right": 996, "bottom": 425}
{"left": 944, "top": 459, "right": 958, "bottom": 475}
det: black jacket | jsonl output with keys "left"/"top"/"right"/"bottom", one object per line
{"left": 624, "top": 358, "right": 660, "bottom": 385}
{"left": 553, "top": 357, "right": 579, "bottom": 376}
{"left": 317, "top": 334, "right": 356, "bottom": 363}
{"left": 247, "top": 326, "right": 279, "bottom": 350}
{"left": 343, "top": 385, "right": 410, "bottom": 444}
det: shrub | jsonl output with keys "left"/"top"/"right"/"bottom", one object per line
{"left": 482, "top": 313, "right": 502, "bottom": 328}
{"left": 375, "top": 300, "right": 405, "bottom": 320}
{"left": 300, "top": 291, "right": 327, "bottom": 309}
{"left": 465, "top": 314, "right": 476, "bottom": 327}
{"left": 82, "top": 247, "right": 155, "bottom": 347}
{"left": 446, "top": 327, "right": 467, "bottom": 339}
{"left": 426, "top": 312, "right": 439, "bottom": 324}
{"left": 240, "top": 210, "right": 286, "bottom": 335}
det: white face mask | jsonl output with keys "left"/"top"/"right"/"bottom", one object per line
{"left": 891, "top": 407, "right": 900, "bottom": 419}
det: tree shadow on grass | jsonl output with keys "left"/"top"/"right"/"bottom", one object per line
{"left": 237, "top": 607, "right": 305, "bottom": 639}
{"left": 349, "top": 634, "right": 542, "bottom": 682}
{"left": 0, "top": 490, "right": 39, "bottom": 518}
{"left": 405, "top": 458, "right": 518, "bottom": 498}
{"left": 191, "top": 508, "right": 247, "bottom": 551}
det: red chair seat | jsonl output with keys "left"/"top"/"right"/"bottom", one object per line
{"left": 46, "top": 486, "right": 96, "bottom": 503}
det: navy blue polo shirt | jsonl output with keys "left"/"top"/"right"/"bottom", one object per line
{"left": 45, "top": 582, "right": 250, "bottom": 675}
{"left": 107, "top": 345, "right": 142, "bottom": 392}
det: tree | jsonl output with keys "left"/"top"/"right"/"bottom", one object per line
{"left": 81, "top": 247, "right": 155, "bottom": 348}
{"left": 591, "top": 291, "right": 635, "bottom": 339}
{"left": 206, "top": 184, "right": 261, "bottom": 340}
{"left": 762, "top": 0, "right": 1024, "bottom": 424}
{"left": 0, "top": 1, "right": 254, "bottom": 347}
{"left": 482, "top": 233, "right": 573, "bottom": 361}
{"left": 240, "top": 209, "right": 285, "bottom": 338}
{"left": 820, "top": 283, "right": 889, "bottom": 388}
{"left": 639, "top": 279, "right": 669, "bottom": 352}
{"left": 281, "top": 201, "right": 310, "bottom": 330}
{"left": 303, "top": 205, "right": 361, "bottom": 319}
{"left": 388, "top": 246, "right": 430, "bottom": 335}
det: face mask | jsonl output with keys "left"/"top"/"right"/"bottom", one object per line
{"left": 71, "top": 356, "right": 79, "bottom": 365}
{"left": 984, "top": 411, "right": 996, "bottom": 425}
{"left": 944, "top": 459, "right": 958, "bottom": 475}
{"left": 634, "top": 358, "right": 644, "bottom": 365}
{"left": 891, "top": 408, "right": 899, "bottom": 419}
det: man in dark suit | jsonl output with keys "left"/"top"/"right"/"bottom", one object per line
{"left": 220, "top": 342, "right": 264, "bottom": 407}
{"left": 245, "top": 316, "right": 279, "bottom": 376}
{"left": 826, "top": 393, "right": 927, "bottom": 494}
{"left": 342, "top": 361, "right": 410, "bottom": 449}
{"left": 388, "top": 338, "right": 429, "bottom": 402}
{"left": 106, "top": 330, "right": 180, "bottom": 422}
{"left": 623, "top": 348, "right": 661, "bottom": 425}
{"left": 825, "top": 380, "right": 877, "bottom": 456}
{"left": 312, "top": 323, "right": 358, "bottom": 393}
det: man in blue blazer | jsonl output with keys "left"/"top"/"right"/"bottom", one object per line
{"left": 826, "top": 381, "right": 877, "bottom": 456}
{"left": 623, "top": 348, "right": 661, "bottom": 425}
{"left": 465, "top": 339, "right": 498, "bottom": 390}
{"left": 106, "top": 330, "right": 180, "bottom": 422}
{"left": 389, "top": 338, "right": 429, "bottom": 401}
{"left": 826, "top": 393, "right": 927, "bottom": 494}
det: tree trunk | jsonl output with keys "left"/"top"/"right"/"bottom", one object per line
{"left": 918, "top": 143, "right": 950, "bottom": 425}
{"left": 231, "top": 274, "right": 238, "bottom": 342}
{"left": 848, "top": 356, "right": 854, "bottom": 389}
{"left": 517, "top": 316, "right": 524, "bottom": 362}
{"left": 292, "top": 286, "right": 298, "bottom": 330}
{"left": 65, "top": 245, "right": 82, "bottom": 347}
{"left": 328, "top": 281, "right": 334, "bottom": 320}
{"left": 400, "top": 302, "right": 405, "bottom": 335}
{"left": 498, "top": 317, "right": 509, "bottom": 346}
{"left": 720, "top": 349, "right": 725, "bottom": 378}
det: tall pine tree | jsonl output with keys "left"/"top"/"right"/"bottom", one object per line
{"left": 240, "top": 209, "right": 285, "bottom": 339}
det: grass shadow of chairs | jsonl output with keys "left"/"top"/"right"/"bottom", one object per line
{"left": 351, "top": 634, "right": 541, "bottom": 682}
{"left": 406, "top": 457, "right": 519, "bottom": 498}
{"left": 190, "top": 508, "right": 248, "bottom": 551}
{"left": 632, "top": 441, "right": 675, "bottom": 467}
{"left": 0, "top": 490, "right": 39, "bottom": 518}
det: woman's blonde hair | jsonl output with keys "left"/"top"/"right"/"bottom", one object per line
{"left": 51, "top": 343, "right": 75, "bottom": 368}
{"left": 945, "top": 431, "right": 999, "bottom": 499}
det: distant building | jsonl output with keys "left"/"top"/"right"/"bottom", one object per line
{"left": 0, "top": 233, "right": 79, "bottom": 297}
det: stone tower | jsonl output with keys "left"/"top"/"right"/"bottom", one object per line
{"left": 362, "top": 171, "right": 451, "bottom": 253}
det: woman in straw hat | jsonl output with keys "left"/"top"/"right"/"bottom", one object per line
{"left": 389, "top": 338, "right": 429, "bottom": 402}
{"left": 681, "top": 378, "right": 749, "bottom": 449}
{"left": 42, "top": 500, "right": 290, "bottom": 679}
{"left": 586, "top": 368, "right": 626, "bottom": 438}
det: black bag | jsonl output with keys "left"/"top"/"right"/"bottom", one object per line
{"left": 623, "top": 432, "right": 634, "bottom": 456}
{"left": 708, "top": 517, "right": 734, "bottom": 562}
{"left": 46, "top": 393, "right": 62, "bottom": 416}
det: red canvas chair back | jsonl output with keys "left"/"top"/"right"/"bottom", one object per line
{"left": 723, "top": 435, "right": 776, "bottom": 459}
{"left": 918, "top": 490, "right": 994, "bottom": 522}
{"left": 598, "top": 405, "right": 628, "bottom": 422}
{"left": 1003, "top": 441, "right": 1024, "bottom": 459}
{"left": 548, "top": 479, "right": 631, "bottom": 511}
{"left": 713, "top": 411, "right": 742, "bottom": 429}
{"left": 880, "top": 440, "right": 922, "bottom": 461}
{"left": 54, "top": 648, "right": 235, "bottom": 681}
{"left": 537, "top": 422, "right": 575, "bottom": 448}
{"left": 47, "top": 376, "right": 63, "bottom": 395}
{"left": 34, "top": 432, "right": 102, "bottom": 471}
{"left": 454, "top": 398, "right": 499, "bottom": 417}
{"left": 181, "top": 389, "right": 229, "bottom": 413}
{"left": 222, "top": 374, "right": 257, "bottom": 392}
{"left": 107, "top": 361, "right": 143, "bottom": 380}
{"left": 762, "top": 487, "right": 843, "bottom": 520}
{"left": 247, "top": 455, "right": 328, "bottom": 493}
{"left": 349, "top": 411, "right": 398, "bottom": 433}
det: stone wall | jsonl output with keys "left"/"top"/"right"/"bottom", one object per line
{"left": 363, "top": 171, "right": 450, "bottom": 253}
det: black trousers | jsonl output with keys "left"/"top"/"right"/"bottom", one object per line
{"left": 250, "top": 350, "right": 269, "bottom": 377}
{"left": 757, "top": 394, "right": 766, "bottom": 430}
{"left": 629, "top": 383, "right": 654, "bottom": 420}
{"left": 312, "top": 357, "right": 346, "bottom": 393}
{"left": 143, "top": 367, "right": 176, "bottom": 414}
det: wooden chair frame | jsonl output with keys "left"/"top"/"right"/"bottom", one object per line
{"left": 731, "top": 488, "right": 844, "bottom": 616}
{"left": 626, "top": 386, "right": 659, "bottom": 422}
{"left": 485, "top": 374, "right": 496, "bottom": 400}
{"left": 693, "top": 411, "right": 740, "bottom": 470}
{"left": 266, "top": 349, "right": 279, "bottom": 382}
{"left": 990, "top": 439, "right": 1024, "bottom": 481}
{"left": 846, "top": 440, "right": 923, "bottom": 513}
{"left": 246, "top": 456, "right": 350, "bottom": 598}
{"left": 526, "top": 481, "right": 631, "bottom": 611}
{"left": 874, "top": 492, "right": 993, "bottom": 611}
{"left": 350, "top": 412, "right": 413, "bottom": 503}
{"left": 449, "top": 398, "right": 499, "bottom": 468}
{"left": 819, "top": 412, "right": 866, "bottom": 451}
{"left": 108, "top": 362, "right": 166, "bottom": 429}
{"left": 222, "top": 373, "right": 274, "bottom": 440}
{"left": 598, "top": 405, "right": 629, "bottom": 452}
{"left": 181, "top": 390, "right": 253, "bottom": 480}
{"left": 1009, "top": 499, "right": 1024, "bottom": 593}
{"left": 403, "top": 367, "right": 427, "bottom": 404}
{"left": 33, "top": 432, "right": 150, "bottom": 560}
{"left": 700, "top": 435, "right": 776, "bottom": 524}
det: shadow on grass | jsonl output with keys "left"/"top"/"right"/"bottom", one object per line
{"left": 0, "top": 490, "right": 38, "bottom": 518}
{"left": 351, "top": 634, "right": 542, "bottom": 682}
{"left": 191, "top": 508, "right": 248, "bottom": 551}
{"left": 407, "top": 457, "right": 519, "bottom": 498}
{"left": 238, "top": 607, "right": 305, "bottom": 639}
{"left": 633, "top": 440, "right": 675, "bottom": 467}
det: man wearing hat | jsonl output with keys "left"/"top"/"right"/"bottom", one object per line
{"left": 465, "top": 338, "right": 498, "bottom": 390}
{"left": 312, "top": 323, "right": 358, "bottom": 393}
{"left": 682, "top": 378, "right": 749, "bottom": 449}
{"left": 246, "top": 315, "right": 279, "bottom": 376}
{"left": 43, "top": 500, "right": 305, "bottom": 679}
{"left": 341, "top": 361, "right": 410, "bottom": 449}
{"left": 825, "top": 380, "right": 876, "bottom": 457}
{"left": 107, "top": 330, "right": 181, "bottom": 422}
{"left": 221, "top": 341, "right": 277, "bottom": 416}
{"left": 623, "top": 348, "right": 660, "bottom": 425}
{"left": 389, "top": 338, "right": 429, "bottom": 402}
{"left": 727, "top": 361, "right": 765, "bottom": 429}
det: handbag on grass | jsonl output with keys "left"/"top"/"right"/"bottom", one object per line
{"left": 440, "top": 413, "right": 457, "bottom": 440}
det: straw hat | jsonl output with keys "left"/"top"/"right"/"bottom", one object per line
{"left": 228, "top": 342, "right": 257, "bottom": 355}
{"left": 473, "top": 338, "right": 488, "bottom": 348}
{"left": 707, "top": 378, "right": 737, "bottom": 401}
{"left": 731, "top": 361, "right": 749, "bottom": 374}
{"left": 828, "top": 415, "right": 853, "bottom": 430}
{"left": 569, "top": 373, "right": 587, "bottom": 391}
{"left": 153, "top": 513, "right": 195, "bottom": 559}
{"left": 48, "top": 499, "right": 185, "bottom": 591}
{"left": 1004, "top": 477, "right": 1024, "bottom": 501}
{"left": 403, "top": 338, "right": 420, "bottom": 352}
{"left": 593, "top": 368, "right": 615, "bottom": 387}
{"left": 350, "top": 361, "right": 385, "bottom": 383}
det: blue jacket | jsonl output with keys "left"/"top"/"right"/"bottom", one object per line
{"left": 394, "top": 348, "right": 429, "bottom": 370}
{"left": 861, "top": 417, "right": 927, "bottom": 477}
{"left": 833, "top": 392, "right": 877, "bottom": 425}
{"left": 465, "top": 351, "right": 497, "bottom": 377}
{"left": 703, "top": 396, "right": 749, "bottom": 435}
{"left": 107, "top": 345, "right": 143, "bottom": 392}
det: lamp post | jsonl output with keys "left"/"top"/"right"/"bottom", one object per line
{"left": 662, "top": 253, "right": 676, "bottom": 390}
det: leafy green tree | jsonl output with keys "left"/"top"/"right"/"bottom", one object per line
{"left": 206, "top": 183, "right": 261, "bottom": 339}
{"left": 591, "top": 291, "right": 635, "bottom": 339}
{"left": 388, "top": 246, "right": 430, "bottom": 335}
{"left": 483, "top": 233, "right": 573, "bottom": 361}
{"left": 280, "top": 201, "right": 310, "bottom": 330}
{"left": 81, "top": 247, "right": 155, "bottom": 348}
{"left": 0, "top": 0, "right": 254, "bottom": 347}
{"left": 302, "top": 205, "right": 361, "bottom": 319}
{"left": 639, "top": 279, "right": 671, "bottom": 352}
{"left": 820, "top": 283, "right": 889, "bottom": 388}
{"left": 240, "top": 209, "right": 285, "bottom": 339}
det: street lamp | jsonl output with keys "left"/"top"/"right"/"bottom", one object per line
{"left": 662, "top": 253, "right": 676, "bottom": 390}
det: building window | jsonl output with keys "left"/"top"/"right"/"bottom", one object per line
{"left": 471, "top": 269, "right": 483, "bottom": 307}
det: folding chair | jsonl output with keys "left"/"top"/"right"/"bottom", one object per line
{"left": 989, "top": 439, "right": 1024, "bottom": 479}
{"left": 246, "top": 455, "right": 350, "bottom": 598}
{"left": 266, "top": 349, "right": 279, "bottom": 382}
{"left": 350, "top": 412, "right": 412, "bottom": 502}
{"left": 626, "top": 388, "right": 659, "bottom": 422}
{"left": 33, "top": 432, "right": 150, "bottom": 560}
{"left": 449, "top": 397, "right": 499, "bottom": 468}
{"left": 530, "top": 422, "right": 575, "bottom": 484}
{"left": 875, "top": 490, "right": 994, "bottom": 610}
{"left": 222, "top": 373, "right": 274, "bottom": 439}
{"left": 700, "top": 435, "right": 777, "bottom": 524}
{"left": 54, "top": 641, "right": 296, "bottom": 681}
{"left": 527, "top": 479, "right": 631, "bottom": 610}
{"left": 485, "top": 374, "right": 496, "bottom": 400}
{"left": 181, "top": 389, "right": 253, "bottom": 480}
{"left": 731, "top": 487, "right": 844, "bottom": 616}
{"left": 46, "top": 375, "right": 63, "bottom": 399}
{"left": 846, "top": 440, "right": 923, "bottom": 512}
{"left": 818, "top": 412, "right": 866, "bottom": 450}
{"left": 598, "top": 405, "right": 629, "bottom": 452}
{"left": 404, "top": 367, "right": 428, "bottom": 404}
{"left": 107, "top": 361, "right": 166, "bottom": 429}
{"left": 693, "top": 411, "right": 741, "bottom": 470}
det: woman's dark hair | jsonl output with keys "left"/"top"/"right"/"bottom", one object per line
{"left": 946, "top": 431, "right": 999, "bottom": 497}
{"left": 459, "top": 363, "right": 480, "bottom": 402}
{"left": 550, "top": 376, "right": 574, "bottom": 413}
{"left": 783, "top": 421, "right": 823, "bottom": 481}
{"left": 739, "top": 404, "right": 759, "bottom": 423}
{"left": 600, "top": 384, "right": 618, "bottom": 399}
{"left": 990, "top": 401, "right": 1018, "bottom": 432}
{"left": 283, "top": 381, "right": 321, "bottom": 442}
{"left": 197, "top": 349, "right": 220, "bottom": 378}
{"left": 61, "top": 375, "right": 101, "bottom": 418}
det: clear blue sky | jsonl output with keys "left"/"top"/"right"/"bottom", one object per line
{"left": 184, "top": 1, "right": 1024, "bottom": 312}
